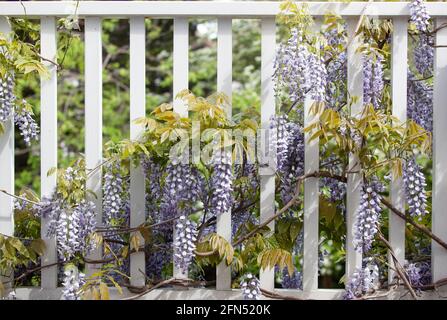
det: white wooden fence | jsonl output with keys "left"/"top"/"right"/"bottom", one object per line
{"left": 0, "top": 1, "right": 446, "bottom": 300}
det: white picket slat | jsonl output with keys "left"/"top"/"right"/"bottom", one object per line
{"left": 84, "top": 17, "right": 103, "bottom": 275}
{"left": 40, "top": 17, "right": 58, "bottom": 288}
{"left": 259, "top": 17, "right": 276, "bottom": 291}
{"left": 216, "top": 17, "right": 232, "bottom": 291}
{"left": 432, "top": 18, "right": 447, "bottom": 283}
{"left": 129, "top": 17, "right": 146, "bottom": 288}
{"left": 173, "top": 17, "right": 189, "bottom": 278}
{"left": 303, "top": 96, "right": 319, "bottom": 292}
{"left": 346, "top": 17, "right": 363, "bottom": 278}
{"left": 0, "top": 18, "right": 13, "bottom": 238}
{"left": 389, "top": 17, "right": 407, "bottom": 284}
{"left": 0, "top": 17, "right": 13, "bottom": 288}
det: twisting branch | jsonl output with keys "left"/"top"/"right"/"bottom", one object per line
{"left": 380, "top": 198, "right": 447, "bottom": 251}
{"left": 377, "top": 231, "right": 418, "bottom": 300}
{"left": 0, "top": 189, "right": 39, "bottom": 205}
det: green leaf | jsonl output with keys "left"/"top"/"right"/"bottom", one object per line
{"left": 30, "top": 239, "right": 46, "bottom": 256}
{"left": 99, "top": 282, "right": 110, "bottom": 300}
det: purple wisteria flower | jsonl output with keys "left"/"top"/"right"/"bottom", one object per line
{"left": 324, "top": 26, "right": 347, "bottom": 109}
{"left": 404, "top": 157, "right": 428, "bottom": 219}
{"left": 210, "top": 150, "right": 234, "bottom": 217}
{"left": 410, "top": 0, "right": 431, "bottom": 32}
{"left": 240, "top": 273, "right": 261, "bottom": 300}
{"left": 53, "top": 200, "right": 97, "bottom": 260}
{"left": 14, "top": 105, "right": 40, "bottom": 146}
{"left": 404, "top": 261, "right": 431, "bottom": 288}
{"left": 414, "top": 34, "right": 434, "bottom": 77}
{"left": 102, "top": 162, "right": 127, "bottom": 224}
{"left": 344, "top": 262, "right": 379, "bottom": 300}
{"left": 274, "top": 28, "right": 327, "bottom": 105}
{"left": 363, "top": 53, "right": 384, "bottom": 110}
{"left": 161, "top": 163, "right": 205, "bottom": 223}
{"left": 353, "top": 179, "right": 384, "bottom": 253}
{"left": 281, "top": 267, "right": 303, "bottom": 289}
{"left": 62, "top": 264, "right": 85, "bottom": 300}
{"left": 173, "top": 215, "right": 198, "bottom": 273}
{"left": 407, "top": 70, "right": 433, "bottom": 133}
{"left": 0, "top": 73, "right": 15, "bottom": 122}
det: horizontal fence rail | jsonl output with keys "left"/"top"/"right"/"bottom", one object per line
{"left": 2, "top": 1, "right": 447, "bottom": 17}
{"left": 0, "top": 1, "right": 446, "bottom": 300}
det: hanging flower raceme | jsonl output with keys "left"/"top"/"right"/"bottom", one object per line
{"left": 14, "top": 104, "right": 40, "bottom": 146}
{"left": 410, "top": 0, "right": 431, "bottom": 32}
{"left": 173, "top": 215, "right": 198, "bottom": 274}
{"left": 281, "top": 267, "right": 303, "bottom": 289}
{"left": 404, "top": 261, "right": 431, "bottom": 288}
{"left": 62, "top": 264, "right": 85, "bottom": 300}
{"left": 308, "top": 51, "right": 327, "bottom": 102}
{"left": 0, "top": 72, "right": 40, "bottom": 145}
{"left": 353, "top": 179, "right": 384, "bottom": 253}
{"left": 324, "top": 26, "right": 347, "bottom": 109}
{"left": 343, "top": 262, "right": 379, "bottom": 300}
{"left": 274, "top": 28, "right": 327, "bottom": 106}
{"left": 269, "top": 115, "right": 305, "bottom": 208}
{"left": 102, "top": 163, "right": 126, "bottom": 224}
{"left": 240, "top": 273, "right": 261, "bottom": 300}
{"left": 210, "top": 150, "right": 234, "bottom": 217}
{"left": 0, "top": 72, "right": 15, "bottom": 122}
{"left": 269, "top": 114, "right": 291, "bottom": 174}
{"left": 404, "top": 157, "right": 429, "bottom": 219}
{"left": 363, "top": 52, "right": 384, "bottom": 110}
{"left": 47, "top": 199, "right": 97, "bottom": 261}
{"left": 161, "top": 163, "right": 205, "bottom": 224}
{"left": 142, "top": 156, "right": 163, "bottom": 216}
{"left": 414, "top": 34, "right": 434, "bottom": 77}
{"left": 407, "top": 70, "right": 433, "bottom": 133}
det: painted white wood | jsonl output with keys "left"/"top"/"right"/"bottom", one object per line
{"left": 0, "top": 18, "right": 13, "bottom": 238}
{"left": 40, "top": 17, "right": 58, "bottom": 289}
{"left": 129, "top": 17, "right": 146, "bottom": 288}
{"left": 303, "top": 23, "right": 320, "bottom": 290}
{"left": 84, "top": 17, "right": 103, "bottom": 275}
{"left": 3, "top": 2, "right": 447, "bottom": 18}
{"left": 173, "top": 17, "right": 189, "bottom": 117}
{"left": 173, "top": 17, "right": 189, "bottom": 279}
{"left": 259, "top": 17, "right": 276, "bottom": 291}
{"left": 216, "top": 17, "right": 232, "bottom": 291}
{"left": 389, "top": 17, "right": 407, "bottom": 284}
{"left": 346, "top": 17, "right": 363, "bottom": 278}
{"left": 0, "top": 17, "right": 14, "bottom": 288}
{"left": 13, "top": 286, "right": 447, "bottom": 301}
{"left": 432, "top": 18, "right": 447, "bottom": 283}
